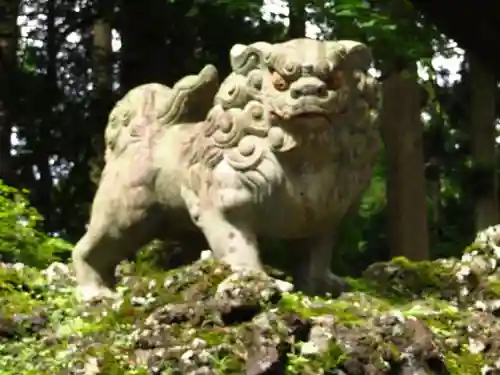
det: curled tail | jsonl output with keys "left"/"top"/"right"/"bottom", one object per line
{"left": 103, "top": 65, "right": 219, "bottom": 161}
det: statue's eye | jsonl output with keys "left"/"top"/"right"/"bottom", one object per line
{"left": 271, "top": 69, "right": 289, "bottom": 91}
{"left": 328, "top": 68, "right": 345, "bottom": 90}
{"left": 316, "top": 60, "right": 331, "bottom": 78}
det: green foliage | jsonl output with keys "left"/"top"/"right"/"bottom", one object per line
{"left": 310, "top": 0, "right": 446, "bottom": 66}
{"left": 333, "top": 156, "right": 389, "bottom": 276}
{"left": 0, "top": 180, "right": 72, "bottom": 268}
{"left": 0, "top": 263, "right": 146, "bottom": 374}
{"left": 286, "top": 340, "right": 347, "bottom": 374}
{"left": 134, "top": 240, "right": 168, "bottom": 272}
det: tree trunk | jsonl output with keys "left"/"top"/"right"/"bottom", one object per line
{"left": 469, "top": 52, "right": 498, "bottom": 230}
{"left": 288, "top": 0, "right": 306, "bottom": 38}
{"left": 118, "top": 0, "right": 171, "bottom": 94}
{"left": 380, "top": 69, "right": 430, "bottom": 261}
{"left": 0, "top": 0, "right": 19, "bottom": 185}
{"left": 35, "top": 0, "right": 56, "bottom": 233}
{"left": 90, "top": 0, "right": 114, "bottom": 185}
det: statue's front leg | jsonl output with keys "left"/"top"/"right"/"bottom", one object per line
{"left": 181, "top": 181, "right": 263, "bottom": 273}
{"left": 291, "top": 232, "right": 349, "bottom": 296}
{"left": 198, "top": 209, "right": 263, "bottom": 271}
{"left": 182, "top": 169, "right": 294, "bottom": 295}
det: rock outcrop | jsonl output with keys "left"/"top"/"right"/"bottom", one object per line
{"left": 4, "top": 225, "right": 500, "bottom": 374}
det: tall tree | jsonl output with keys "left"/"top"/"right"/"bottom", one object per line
{"left": 380, "top": 69, "right": 429, "bottom": 261}
{"left": 378, "top": 1, "right": 430, "bottom": 261}
{"left": 32, "top": 0, "right": 58, "bottom": 233}
{"left": 0, "top": 0, "right": 19, "bottom": 185}
{"left": 89, "top": 0, "right": 115, "bottom": 185}
{"left": 117, "top": 0, "right": 172, "bottom": 93}
{"left": 469, "top": 52, "right": 498, "bottom": 230}
{"left": 288, "top": 0, "right": 306, "bottom": 38}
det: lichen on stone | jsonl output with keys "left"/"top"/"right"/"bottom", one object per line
{"left": 4, "top": 226, "right": 500, "bottom": 374}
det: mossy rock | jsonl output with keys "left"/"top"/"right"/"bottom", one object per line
{"left": 361, "top": 256, "right": 464, "bottom": 300}
{"left": 361, "top": 225, "right": 500, "bottom": 306}
{"left": 3, "top": 227, "right": 500, "bottom": 374}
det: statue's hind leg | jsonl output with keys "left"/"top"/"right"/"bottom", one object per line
{"left": 72, "top": 165, "right": 159, "bottom": 301}
{"left": 289, "top": 232, "right": 349, "bottom": 297}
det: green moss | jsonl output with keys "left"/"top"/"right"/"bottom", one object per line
{"left": 286, "top": 340, "right": 346, "bottom": 374}
{"left": 391, "top": 256, "right": 456, "bottom": 292}
{"left": 479, "top": 279, "right": 500, "bottom": 300}
{"left": 361, "top": 256, "right": 462, "bottom": 300}
{"left": 122, "top": 259, "right": 232, "bottom": 307}
{"left": 2, "top": 247, "right": 500, "bottom": 374}
{"left": 382, "top": 341, "right": 401, "bottom": 362}
{"left": 463, "top": 243, "right": 483, "bottom": 254}
{"left": 345, "top": 276, "right": 377, "bottom": 293}
{"left": 444, "top": 347, "right": 487, "bottom": 375}
{"left": 278, "top": 291, "right": 391, "bottom": 326}
{"left": 207, "top": 350, "right": 245, "bottom": 373}
{"left": 0, "top": 267, "right": 149, "bottom": 373}
{"left": 0, "top": 264, "right": 57, "bottom": 315}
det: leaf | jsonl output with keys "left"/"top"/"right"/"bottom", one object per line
{"left": 186, "top": 6, "right": 199, "bottom": 17}
{"left": 359, "top": 19, "right": 377, "bottom": 29}
{"left": 381, "top": 24, "right": 397, "bottom": 31}
{"left": 335, "top": 9, "right": 357, "bottom": 17}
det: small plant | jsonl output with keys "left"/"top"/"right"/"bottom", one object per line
{"left": 0, "top": 180, "right": 72, "bottom": 268}
{"left": 286, "top": 340, "right": 347, "bottom": 374}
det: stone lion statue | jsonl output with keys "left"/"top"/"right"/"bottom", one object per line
{"left": 72, "top": 38, "right": 382, "bottom": 301}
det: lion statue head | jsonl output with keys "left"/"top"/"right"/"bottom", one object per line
{"left": 214, "top": 38, "right": 380, "bottom": 140}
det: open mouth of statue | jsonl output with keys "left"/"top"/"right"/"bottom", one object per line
{"left": 294, "top": 112, "right": 328, "bottom": 119}
{"left": 270, "top": 108, "right": 330, "bottom": 122}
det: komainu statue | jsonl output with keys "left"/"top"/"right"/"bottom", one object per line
{"left": 72, "top": 38, "right": 382, "bottom": 301}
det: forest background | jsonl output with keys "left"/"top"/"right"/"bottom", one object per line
{"left": 0, "top": 0, "right": 497, "bottom": 277}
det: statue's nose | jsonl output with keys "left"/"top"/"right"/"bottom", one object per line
{"left": 290, "top": 77, "right": 327, "bottom": 99}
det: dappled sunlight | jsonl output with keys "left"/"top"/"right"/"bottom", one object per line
{"left": 2, "top": 1, "right": 499, "bottom": 373}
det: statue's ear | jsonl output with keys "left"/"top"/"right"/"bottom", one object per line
{"left": 229, "top": 42, "right": 273, "bottom": 75}
{"left": 336, "top": 40, "right": 374, "bottom": 72}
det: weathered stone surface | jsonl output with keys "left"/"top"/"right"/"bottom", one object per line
{"left": 71, "top": 37, "right": 382, "bottom": 302}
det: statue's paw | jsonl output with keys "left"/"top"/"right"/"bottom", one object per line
{"left": 75, "top": 284, "right": 119, "bottom": 303}
{"left": 199, "top": 249, "right": 213, "bottom": 261}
